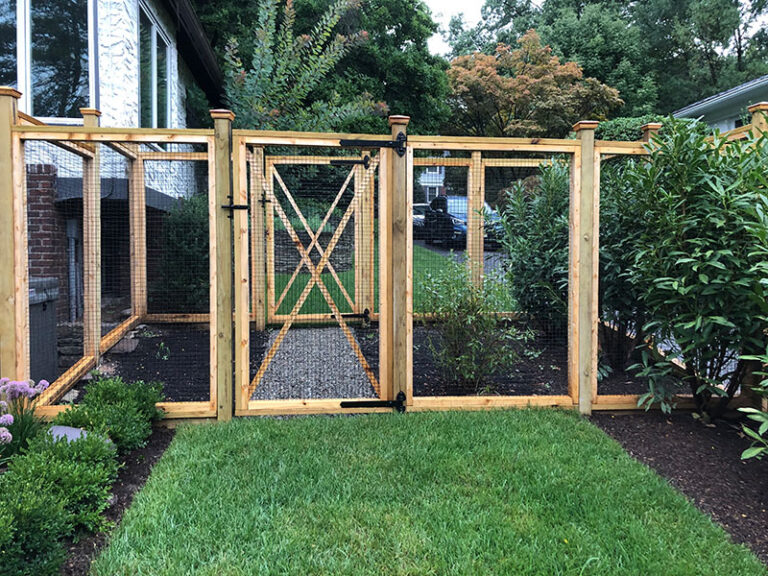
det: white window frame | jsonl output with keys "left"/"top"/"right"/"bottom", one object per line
{"left": 15, "top": 0, "right": 97, "bottom": 124}
{"left": 138, "top": 1, "right": 172, "bottom": 129}
{"left": 426, "top": 166, "right": 439, "bottom": 173}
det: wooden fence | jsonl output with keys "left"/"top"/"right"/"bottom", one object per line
{"left": 1, "top": 85, "right": 766, "bottom": 421}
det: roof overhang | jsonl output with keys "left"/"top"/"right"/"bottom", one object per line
{"left": 159, "top": 0, "right": 224, "bottom": 107}
{"left": 674, "top": 75, "right": 768, "bottom": 120}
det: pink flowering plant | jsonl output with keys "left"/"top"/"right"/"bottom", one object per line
{"left": 0, "top": 377, "right": 49, "bottom": 463}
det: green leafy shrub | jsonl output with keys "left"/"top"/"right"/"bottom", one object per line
{"left": 4, "top": 433, "right": 118, "bottom": 533}
{"left": 625, "top": 121, "right": 768, "bottom": 415}
{"left": 55, "top": 378, "right": 164, "bottom": 453}
{"left": 150, "top": 193, "right": 209, "bottom": 313}
{"left": 594, "top": 115, "right": 662, "bottom": 141}
{"left": 499, "top": 161, "right": 569, "bottom": 334}
{"left": 0, "top": 477, "right": 69, "bottom": 576}
{"left": 419, "top": 259, "right": 529, "bottom": 393}
{"left": 738, "top": 346, "right": 768, "bottom": 460}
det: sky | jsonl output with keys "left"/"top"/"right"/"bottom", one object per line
{"left": 423, "top": 0, "right": 484, "bottom": 56}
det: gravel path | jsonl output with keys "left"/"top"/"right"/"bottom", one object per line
{"left": 251, "top": 327, "right": 377, "bottom": 400}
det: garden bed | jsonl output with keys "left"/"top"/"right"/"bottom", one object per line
{"left": 593, "top": 411, "right": 768, "bottom": 562}
{"left": 61, "top": 426, "right": 175, "bottom": 576}
{"left": 355, "top": 324, "right": 648, "bottom": 397}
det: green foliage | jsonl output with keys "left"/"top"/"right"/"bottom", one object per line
{"left": 223, "top": 0, "right": 387, "bottom": 131}
{"left": 595, "top": 115, "right": 663, "bottom": 142}
{"left": 55, "top": 378, "right": 164, "bottom": 453}
{"left": 739, "top": 346, "right": 768, "bottom": 460}
{"left": 151, "top": 194, "right": 209, "bottom": 314}
{"left": 0, "top": 379, "right": 48, "bottom": 464}
{"left": 499, "top": 161, "right": 569, "bottom": 333}
{"left": 4, "top": 433, "right": 118, "bottom": 533}
{"left": 0, "top": 476, "right": 69, "bottom": 576}
{"left": 419, "top": 259, "right": 527, "bottom": 393}
{"left": 625, "top": 120, "right": 768, "bottom": 414}
{"left": 448, "top": 0, "right": 768, "bottom": 116}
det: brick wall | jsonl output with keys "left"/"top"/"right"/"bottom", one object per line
{"left": 26, "top": 164, "right": 73, "bottom": 322}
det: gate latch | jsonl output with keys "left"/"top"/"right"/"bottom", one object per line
{"left": 221, "top": 199, "right": 248, "bottom": 219}
{"left": 339, "top": 132, "right": 407, "bottom": 157}
{"left": 330, "top": 155, "right": 371, "bottom": 169}
{"left": 340, "top": 391, "right": 407, "bottom": 413}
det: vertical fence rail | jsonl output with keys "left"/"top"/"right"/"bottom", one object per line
{"left": 0, "top": 88, "right": 28, "bottom": 380}
{"left": 81, "top": 108, "right": 102, "bottom": 364}
{"left": 234, "top": 135, "right": 250, "bottom": 415}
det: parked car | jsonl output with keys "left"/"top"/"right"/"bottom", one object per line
{"left": 423, "top": 196, "right": 503, "bottom": 249}
{"left": 413, "top": 203, "right": 430, "bottom": 239}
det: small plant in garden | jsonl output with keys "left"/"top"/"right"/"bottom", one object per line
{"left": 156, "top": 341, "right": 171, "bottom": 361}
{"left": 55, "top": 377, "right": 164, "bottom": 453}
{"left": 0, "top": 378, "right": 49, "bottom": 464}
{"left": 419, "top": 259, "right": 532, "bottom": 393}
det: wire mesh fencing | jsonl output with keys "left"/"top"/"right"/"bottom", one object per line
{"left": 411, "top": 151, "right": 571, "bottom": 398}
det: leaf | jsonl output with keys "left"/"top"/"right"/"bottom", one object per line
{"left": 741, "top": 446, "right": 765, "bottom": 460}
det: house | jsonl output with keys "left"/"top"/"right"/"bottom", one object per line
{"left": 1, "top": 0, "right": 222, "bottom": 378}
{"left": 418, "top": 165, "right": 446, "bottom": 204}
{"left": 674, "top": 75, "right": 768, "bottom": 132}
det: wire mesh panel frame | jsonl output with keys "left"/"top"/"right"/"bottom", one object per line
{"left": 9, "top": 125, "right": 219, "bottom": 420}
{"left": 240, "top": 143, "right": 383, "bottom": 414}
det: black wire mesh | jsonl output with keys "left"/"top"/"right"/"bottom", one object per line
{"left": 248, "top": 147, "right": 381, "bottom": 401}
{"left": 411, "top": 151, "right": 571, "bottom": 397}
{"left": 25, "top": 140, "right": 84, "bottom": 388}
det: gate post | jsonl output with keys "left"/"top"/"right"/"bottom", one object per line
{"left": 81, "top": 108, "right": 102, "bottom": 364}
{"left": 389, "top": 115, "right": 412, "bottom": 406}
{"left": 211, "top": 109, "right": 235, "bottom": 421}
{"left": 0, "top": 87, "right": 28, "bottom": 380}
{"left": 467, "top": 151, "right": 484, "bottom": 286}
{"left": 571, "top": 121, "right": 599, "bottom": 415}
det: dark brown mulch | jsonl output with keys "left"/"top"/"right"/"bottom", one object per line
{"left": 356, "top": 323, "right": 647, "bottom": 397}
{"left": 60, "top": 426, "right": 176, "bottom": 576}
{"left": 592, "top": 412, "right": 768, "bottom": 563}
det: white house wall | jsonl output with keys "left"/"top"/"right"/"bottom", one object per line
{"left": 28, "top": 0, "right": 200, "bottom": 201}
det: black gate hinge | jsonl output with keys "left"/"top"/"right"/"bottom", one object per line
{"left": 339, "top": 132, "right": 407, "bottom": 157}
{"left": 340, "top": 391, "right": 407, "bottom": 413}
{"left": 221, "top": 196, "right": 248, "bottom": 218}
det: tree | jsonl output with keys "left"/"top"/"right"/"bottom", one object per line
{"left": 223, "top": 0, "right": 387, "bottom": 131}
{"left": 445, "top": 30, "right": 622, "bottom": 137}
{"left": 447, "top": 0, "right": 768, "bottom": 116}
{"left": 193, "top": 0, "right": 449, "bottom": 133}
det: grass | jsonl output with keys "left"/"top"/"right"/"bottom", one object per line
{"left": 93, "top": 410, "right": 765, "bottom": 576}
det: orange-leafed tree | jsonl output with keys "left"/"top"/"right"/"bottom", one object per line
{"left": 446, "top": 30, "right": 622, "bottom": 137}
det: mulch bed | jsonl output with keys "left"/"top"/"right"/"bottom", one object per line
{"left": 593, "top": 412, "right": 768, "bottom": 563}
{"left": 356, "top": 323, "right": 648, "bottom": 397}
{"left": 61, "top": 426, "right": 176, "bottom": 576}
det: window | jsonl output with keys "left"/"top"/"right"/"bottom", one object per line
{"left": 427, "top": 186, "right": 438, "bottom": 201}
{"left": 426, "top": 166, "right": 439, "bottom": 173}
{"left": 0, "top": 0, "right": 16, "bottom": 88}
{"left": 139, "top": 5, "right": 170, "bottom": 128}
{"left": 2, "top": 0, "right": 95, "bottom": 119}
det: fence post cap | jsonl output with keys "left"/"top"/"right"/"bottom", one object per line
{"left": 572, "top": 120, "right": 599, "bottom": 132}
{"left": 747, "top": 102, "right": 768, "bottom": 114}
{"left": 388, "top": 115, "right": 410, "bottom": 127}
{"left": 79, "top": 107, "right": 102, "bottom": 117}
{"left": 640, "top": 122, "right": 663, "bottom": 132}
{"left": 0, "top": 87, "right": 21, "bottom": 99}
{"left": 210, "top": 109, "right": 235, "bottom": 121}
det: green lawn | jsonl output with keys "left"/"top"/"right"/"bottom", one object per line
{"left": 93, "top": 410, "right": 764, "bottom": 576}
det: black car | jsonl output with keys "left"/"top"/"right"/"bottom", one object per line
{"left": 422, "top": 196, "right": 503, "bottom": 249}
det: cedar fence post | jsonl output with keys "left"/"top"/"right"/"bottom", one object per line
{"left": 571, "top": 121, "right": 599, "bottom": 415}
{"left": 748, "top": 102, "right": 768, "bottom": 136}
{"left": 0, "top": 87, "right": 28, "bottom": 380}
{"left": 640, "top": 122, "right": 662, "bottom": 143}
{"left": 211, "top": 109, "right": 235, "bottom": 421}
{"left": 389, "top": 115, "right": 412, "bottom": 406}
{"left": 81, "top": 108, "right": 102, "bottom": 362}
